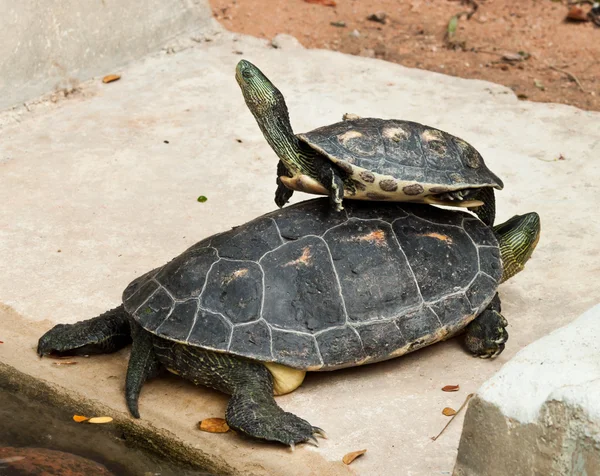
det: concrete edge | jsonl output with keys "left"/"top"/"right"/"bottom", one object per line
{"left": 0, "top": 361, "right": 250, "bottom": 476}
{"left": 453, "top": 395, "right": 600, "bottom": 476}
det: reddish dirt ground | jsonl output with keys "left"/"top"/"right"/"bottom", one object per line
{"left": 210, "top": 0, "right": 600, "bottom": 111}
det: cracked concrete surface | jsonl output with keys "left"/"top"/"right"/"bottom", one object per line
{"left": 1, "top": 24, "right": 600, "bottom": 476}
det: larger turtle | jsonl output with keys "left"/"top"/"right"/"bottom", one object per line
{"left": 38, "top": 199, "right": 539, "bottom": 446}
{"left": 236, "top": 60, "right": 503, "bottom": 226}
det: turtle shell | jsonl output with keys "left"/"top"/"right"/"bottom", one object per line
{"left": 123, "top": 199, "right": 502, "bottom": 371}
{"left": 296, "top": 118, "right": 503, "bottom": 201}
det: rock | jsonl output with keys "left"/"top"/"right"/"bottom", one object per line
{"left": 0, "top": 447, "right": 114, "bottom": 476}
{"left": 367, "top": 12, "right": 387, "bottom": 24}
{"left": 454, "top": 303, "right": 600, "bottom": 476}
{"left": 270, "top": 34, "right": 303, "bottom": 49}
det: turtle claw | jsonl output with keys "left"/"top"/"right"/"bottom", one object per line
{"left": 289, "top": 442, "right": 295, "bottom": 452}
{"left": 308, "top": 435, "right": 319, "bottom": 447}
{"left": 312, "top": 426, "right": 328, "bottom": 439}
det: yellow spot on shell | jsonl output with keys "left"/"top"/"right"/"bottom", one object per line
{"left": 222, "top": 268, "right": 249, "bottom": 285}
{"left": 338, "top": 130, "right": 363, "bottom": 143}
{"left": 422, "top": 129, "right": 444, "bottom": 141}
{"left": 382, "top": 127, "right": 409, "bottom": 142}
{"left": 285, "top": 247, "right": 312, "bottom": 267}
{"left": 358, "top": 229, "right": 386, "bottom": 244}
{"left": 420, "top": 232, "right": 454, "bottom": 244}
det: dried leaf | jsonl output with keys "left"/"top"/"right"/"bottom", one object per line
{"left": 304, "top": 0, "right": 336, "bottom": 6}
{"left": 199, "top": 418, "right": 230, "bottom": 433}
{"left": 442, "top": 407, "right": 457, "bottom": 416}
{"left": 88, "top": 416, "right": 113, "bottom": 424}
{"left": 102, "top": 74, "right": 121, "bottom": 84}
{"left": 72, "top": 415, "right": 89, "bottom": 423}
{"left": 52, "top": 361, "right": 77, "bottom": 365}
{"left": 566, "top": 6, "right": 588, "bottom": 22}
{"left": 442, "top": 385, "right": 460, "bottom": 392}
{"left": 342, "top": 449, "right": 367, "bottom": 465}
{"left": 0, "top": 341, "right": 4, "bottom": 344}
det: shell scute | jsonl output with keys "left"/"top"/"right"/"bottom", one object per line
{"left": 323, "top": 219, "right": 421, "bottom": 323}
{"left": 230, "top": 320, "right": 272, "bottom": 360}
{"left": 315, "top": 326, "right": 365, "bottom": 368}
{"left": 271, "top": 329, "right": 321, "bottom": 368}
{"left": 201, "top": 260, "right": 262, "bottom": 324}
{"left": 392, "top": 215, "right": 480, "bottom": 301}
{"left": 260, "top": 236, "right": 346, "bottom": 333}
{"left": 187, "top": 308, "right": 231, "bottom": 350}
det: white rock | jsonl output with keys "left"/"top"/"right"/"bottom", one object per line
{"left": 454, "top": 304, "right": 600, "bottom": 476}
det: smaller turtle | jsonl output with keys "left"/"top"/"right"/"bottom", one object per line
{"left": 38, "top": 199, "right": 539, "bottom": 447}
{"left": 236, "top": 60, "right": 503, "bottom": 226}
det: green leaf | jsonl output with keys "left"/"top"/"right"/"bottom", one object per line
{"left": 447, "top": 15, "right": 459, "bottom": 38}
{"left": 197, "top": 195, "right": 208, "bottom": 203}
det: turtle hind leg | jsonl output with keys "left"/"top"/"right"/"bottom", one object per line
{"left": 125, "top": 322, "right": 162, "bottom": 418}
{"left": 226, "top": 364, "right": 323, "bottom": 446}
{"left": 152, "top": 342, "right": 323, "bottom": 446}
{"left": 468, "top": 187, "right": 496, "bottom": 226}
{"left": 275, "top": 160, "right": 294, "bottom": 208}
{"left": 37, "top": 305, "right": 132, "bottom": 357}
{"left": 464, "top": 294, "right": 508, "bottom": 358}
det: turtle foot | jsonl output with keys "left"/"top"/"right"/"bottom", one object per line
{"left": 464, "top": 309, "right": 508, "bottom": 359}
{"left": 226, "top": 393, "right": 324, "bottom": 446}
{"left": 37, "top": 307, "right": 131, "bottom": 357}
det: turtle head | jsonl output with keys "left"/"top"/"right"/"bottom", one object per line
{"left": 494, "top": 212, "right": 540, "bottom": 283}
{"left": 236, "top": 60, "right": 287, "bottom": 119}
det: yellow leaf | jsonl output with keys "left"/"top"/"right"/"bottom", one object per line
{"left": 102, "top": 74, "right": 121, "bottom": 84}
{"left": 198, "top": 418, "right": 230, "bottom": 433}
{"left": 442, "top": 385, "right": 460, "bottom": 392}
{"left": 72, "top": 415, "right": 89, "bottom": 423}
{"left": 88, "top": 416, "right": 113, "bottom": 424}
{"left": 52, "top": 361, "right": 77, "bottom": 365}
{"left": 342, "top": 449, "right": 367, "bottom": 465}
{"left": 442, "top": 407, "right": 457, "bottom": 416}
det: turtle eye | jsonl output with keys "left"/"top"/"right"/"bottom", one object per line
{"left": 242, "top": 70, "right": 253, "bottom": 79}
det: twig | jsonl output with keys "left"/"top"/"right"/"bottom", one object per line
{"left": 431, "top": 393, "right": 474, "bottom": 441}
{"left": 548, "top": 65, "right": 588, "bottom": 93}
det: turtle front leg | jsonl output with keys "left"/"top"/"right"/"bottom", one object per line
{"left": 464, "top": 294, "right": 508, "bottom": 358}
{"left": 153, "top": 342, "right": 324, "bottom": 447}
{"left": 468, "top": 187, "right": 496, "bottom": 227}
{"left": 125, "top": 323, "right": 162, "bottom": 418}
{"left": 37, "top": 305, "right": 132, "bottom": 357}
{"left": 314, "top": 156, "right": 345, "bottom": 212}
{"left": 275, "top": 160, "right": 294, "bottom": 208}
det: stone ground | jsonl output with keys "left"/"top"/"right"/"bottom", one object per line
{"left": 1, "top": 29, "right": 600, "bottom": 475}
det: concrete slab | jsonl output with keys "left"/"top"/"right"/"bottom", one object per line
{"left": 0, "top": 0, "right": 218, "bottom": 110}
{"left": 1, "top": 30, "right": 600, "bottom": 475}
{"left": 454, "top": 303, "right": 600, "bottom": 476}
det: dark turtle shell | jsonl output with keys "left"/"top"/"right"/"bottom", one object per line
{"left": 123, "top": 199, "right": 502, "bottom": 371}
{"left": 297, "top": 118, "right": 504, "bottom": 193}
